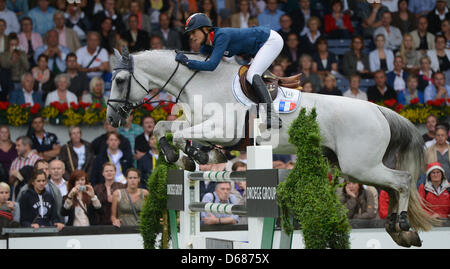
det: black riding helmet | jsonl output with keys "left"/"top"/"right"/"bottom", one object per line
{"left": 185, "top": 13, "right": 212, "bottom": 45}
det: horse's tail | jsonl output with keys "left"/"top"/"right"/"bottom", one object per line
{"left": 378, "top": 106, "right": 440, "bottom": 231}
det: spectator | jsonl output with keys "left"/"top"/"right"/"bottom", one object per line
{"left": 369, "top": 34, "right": 394, "bottom": 72}
{"left": 338, "top": 180, "right": 377, "bottom": 219}
{"left": 397, "top": 75, "right": 424, "bottom": 105}
{"left": 391, "top": 0, "right": 417, "bottom": 35}
{"left": 410, "top": 16, "right": 435, "bottom": 55}
{"left": 427, "top": 0, "right": 450, "bottom": 35}
{"left": 144, "top": 0, "right": 172, "bottom": 29}
{"left": 273, "top": 159, "right": 286, "bottom": 169}
{"left": 378, "top": 189, "right": 389, "bottom": 219}
{"left": 0, "top": 0, "right": 19, "bottom": 35}
{"left": 408, "top": 0, "right": 436, "bottom": 17}
{"left": 44, "top": 73, "right": 78, "bottom": 106}
{"left": 289, "top": 0, "right": 320, "bottom": 35}
{"left": 118, "top": 114, "right": 143, "bottom": 154}
{"left": 99, "top": 17, "right": 117, "bottom": 55}
{"left": 300, "top": 80, "right": 314, "bottom": 92}
{"left": 91, "top": 131, "right": 134, "bottom": 186}
{"left": 427, "top": 35, "right": 450, "bottom": 72}
{"left": 230, "top": 161, "right": 246, "bottom": 206}
{"left": 58, "top": 126, "right": 94, "bottom": 180}
{"left": 280, "top": 32, "right": 300, "bottom": 70}
{"left": 34, "top": 29, "right": 70, "bottom": 75}
{"left": 423, "top": 114, "right": 438, "bottom": 142}
{"left": 9, "top": 136, "right": 41, "bottom": 185}
{"left": 367, "top": 70, "right": 397, "bottom": 102}
{"left": 94, "top": 162, "right": 125, "bottom": 225}
{"left": 52, "top": 11, "right": 80, "bottom": 53}
{"left": 424, "top": 71, "right": 450, "bottom": 102}
{"left": 64, "top": 3, "right": 90, "bottom": 44}
{"left": 17, "top": 17, "right": 43, "bottom": 66}
{"left": 440, "top": 18, "right": 450, "bottom": 48}
{"left": 0, "top": 33, "right": 29, "bottom": 88}
{"left": 417, "top": 55, "right": 434, "bottom": 92}
{"left": 397, "top": 33, "right": 421, "bottom": 73}
{"left": 27, "top": 0, "right": 55, "bottom": 37}
{"left": 65, "top": 53, "right": 89, "bottom": 99}
{"left": 6, "top": 0, "right": 28, "bottom": 20}
{"left": 137, "top": 134, "right": 158, "bottom": 188}
{"left": 312, "top": 37, "right": 339, "bottom": 77}
{"left": 324, "top": 0, "right": 353, "bottom": 39}
{"left": 0, "top": 18, "right": 7, "bottom": 53}
{"left": 298, "top": 54, "right": 322, "bottom": 93}
{"left": 418, "top": 162, "right": 450, "bottom": 219}
{"left": 31, "top": 54, "right": 52, "bottom": 98}
{"left": 199, "top": 0, "right": 221, "bottom": 27}
{"left": 386, "top": 55, "right": 408, "bottom": 92}
{"left": 257, "top": 0, "right": 284, "bottom": 31}
{"left": 91, "top": 120, "right": 133, "bottom": 157}
{"left": 319, "top": 73, "right": 342, "bottom": 96}
{"left": 123, "top": 15, "right": 150, "bottom": 53}
{"left": 231, "top": 0, "right": 251, "bottom": 28}
{"left": 342, "top": 35, "right": 371, "bottom": 79}
{"left": 134, "top": 116, "right": 156, "bottom": 161}
{"left": 111, "top": 168, "right": 148, "bottom": 227}
{"left": 277, "top": 14, "right": 296, "bottom": 43}
{"left": 19, "top": 169, "right": 64, "bottom": 230}
{"left": 201, "top": 182, "right": 239, "bottom": 225}
{"left": 48, "top": 159, "right": 67, "bottom": 198}
{"left": 0, "top": 65, "right": 12, "bottom": 100}
{"left": 152, "top": 12, "right": 181, "bottom": 51}
{"left": 0, "top": 182, "right": 19, "bottom": 226}
{"left": 8, "top": 72, "right": 43, "bottom": 106}
{"left": 28, "top": 115, "right": 61, "bottom": 161}
{"left": 149, "top": 34, "right": 164, "bottom": 50}
{"left": 122, "top": 0, "right": 151, "bottom": 34}
{"left": 360, "top": 2, "right": 389, "bottom": 38}
{"left": 373, "top": 11, "right": 402, "bottom": 52}
{"left": 75, "top": 31, "right": 110, "bottom": 80}
{"left": 92, "top": 0, "right": 125, "bottom": 34}
{"left": 343, "top": 74, "right": 368, "bottom": 101}
{"left": 0, "top": 125, "right": 16, "bottom": 180}
{"left": 80, "top": 76, "right": 106, "bottom": 107}
{"left": 425, "top": 126, "right": 450, "bottom": 180}
{"left": 61, "top": 170, "right": 101, "bottom": 226}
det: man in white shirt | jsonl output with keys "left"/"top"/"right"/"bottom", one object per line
{"left": 0, "top": 0, "right": 19, "bottom": 35}
{"left": 343, "top": 74, "right": 368, "bottom": 101}
{"left": 49, "top": 159, "right": 68, "bottom": 197}
{"left": 75, "top": 31, "right": 109, "bottom": 79}
{"left": 373, "top": 11, "right": 403, "bottom": 51}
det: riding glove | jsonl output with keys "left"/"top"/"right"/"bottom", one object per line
{"left": 175, "top": 53, "right": 189, "bottom": 66}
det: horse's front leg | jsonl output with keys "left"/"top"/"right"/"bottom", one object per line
{"left": 153, "top": 120, "right": 191, "bottom": 163}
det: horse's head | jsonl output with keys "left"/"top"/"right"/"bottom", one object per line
{"left": 107, "top": 46, "right": 147, "bottom": 127}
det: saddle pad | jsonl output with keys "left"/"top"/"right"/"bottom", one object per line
{"left": 232, "top": 73, "right": 301, "bottom": 114}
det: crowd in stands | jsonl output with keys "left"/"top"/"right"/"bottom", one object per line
{"left": 0, "top": 0, "right": 449, "bottom": 230}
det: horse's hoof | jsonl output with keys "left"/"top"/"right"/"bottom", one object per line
{"left": 385, "top": 213, "right": 397, "bottom": 233}
{"left": 400, "top": 231, "right": 422, "bottom": 247}
{"left": 386, "top": 230, "right": 411, "bottom": 248}
{"left": 159, "top": 137, "right": 179, "bottom": 163}
{"left": 181, "top": 156, "right": 196, "bottom": 171}
{"left": 185, "top": 144, "right": 209, "bottom": 164}
{"left": 398, "top": 211, "right": 410, "bottom": 231}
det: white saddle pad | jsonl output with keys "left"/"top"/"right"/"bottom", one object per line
{"left": 231, "top": 73, "right": 301, "bottom": 114}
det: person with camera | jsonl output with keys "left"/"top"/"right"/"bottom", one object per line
{"left": 0, "top": 33, "right": 29, "bottom": 90}
{"left": 61, "top": 170, "right": 101, "bottom": 226}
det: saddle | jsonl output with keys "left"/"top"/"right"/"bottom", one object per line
{"left": 239, "top": 65, "right": 302, "bottom": 103}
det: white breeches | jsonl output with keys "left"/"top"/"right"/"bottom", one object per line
{"left": 246, "top": 30, "right": 284, "bottom": 83}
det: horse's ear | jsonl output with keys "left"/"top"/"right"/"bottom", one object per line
{"left": 113, "top": 48, "right": 122, "bottom": 59}
{"left": 122, "top": 45, "right": 129, "bottom": 60}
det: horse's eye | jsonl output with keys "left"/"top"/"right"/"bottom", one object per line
{"left": 116, "top": 77, "right": 125, "bottom": 84}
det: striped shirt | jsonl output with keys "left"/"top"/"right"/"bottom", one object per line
{"left": 9, "top": 150, "right": 42, "bottom": 172}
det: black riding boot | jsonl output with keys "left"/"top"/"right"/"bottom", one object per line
{"left": 252, "top": 74, "right": 282, "bottom": 129}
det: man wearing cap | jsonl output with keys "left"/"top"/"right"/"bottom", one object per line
{"left": 425, "top": 125, "right": 450, "bottom": 180}
{"left": 418, "top": 162, "right": 450, "bottom": 219}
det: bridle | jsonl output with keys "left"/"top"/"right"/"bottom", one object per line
{"left": 107, "top": 50, "right": 206, "bottom": 120}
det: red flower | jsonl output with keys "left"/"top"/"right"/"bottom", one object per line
{"left": 20, "top": 103, "right": 31, "bottom": 109}
{"left": 54, "top": 102, "right": 68, "bottom": 113}
{"left": 70, "top": 102, "right": 79, "bottom": 110}
{"left": 409, "top": 98, "right": 420, "bottom": 105}
{"left": 395, "top": 103, "right": 404, "bottom": 112}
{"left": 142, "top": 103, "right": 154, "bottom": 111}
{"left": 162, "top": 103, "right": 174, "bottom": 114}
{"left": 79, "top": 102, "right": 91, "bottom": 109}
{"left": 30, "top": 103, "right": 41, "bottom": 114}
{"left": 50, "top": 101, "right": 59, "bottom": 107}
{"left": 426, "top": 100, "right": 434, "bottom": 106}
{"left": 436, "top": 98, "right": 446, "bottom": 106}
{"left": 384, "top": 99, "right": 397, "bottom": 107}
{"left": 94, "top": 103, "right": 102, "bottom": 109}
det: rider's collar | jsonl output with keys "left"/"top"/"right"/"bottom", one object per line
{"left": 209, "top": 30, "right": 215, "bottom": 44}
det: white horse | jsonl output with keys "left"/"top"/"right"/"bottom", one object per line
{"left": 107, "top": 48, "right": 439, "bottom": 248}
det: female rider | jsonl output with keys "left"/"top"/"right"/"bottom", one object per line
{"left": 175, "top": 13, "right": 283, "bottom": 129}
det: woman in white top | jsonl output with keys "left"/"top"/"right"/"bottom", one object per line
{"left": 426, "top": 34, "right": 450, "bottom": 72}
{"left": 81, "top": 76, "right": 107, "bottom": 107}
{"left": 44, "top": 73, "right": 78, "bottom": 106}
{"left": 369, "top": 34, "right": 394, "bottom": 72}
